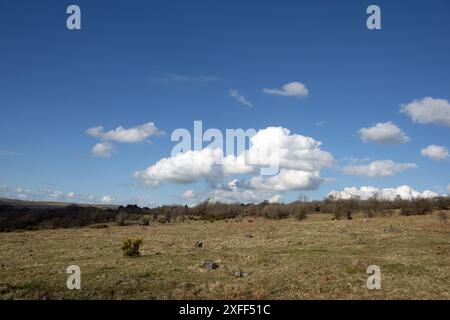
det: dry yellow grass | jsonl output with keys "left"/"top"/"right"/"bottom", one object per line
{"left": 0, "top": 212, "right": 449, "bottom": 299}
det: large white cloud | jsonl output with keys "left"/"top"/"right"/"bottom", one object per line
{"left": 207, "top": 179, "right": 277, "bottom": 204}
{"left": 359, "top": 121, "right": 410, "bottom": 144}
{"left": 400, "top": 97, "right": 450, "bottom": 126}
{"left": 328, "top": 185, "right": 438, "bottom": 200}
{"left": 133, "top": 148, "right": 224, "bottom": 186}
{"left": 133, "top": 127, "right": 335, "bottom": 191}
{"left": 198, "top": 172, "right": 314, "bottom": 204}
{"left": 180, "top": 183, "right": 283, "bottom": 205}
{"left": 208, "top": 188, "right": 265, "bottom": 204}
{"left": 238, "top": 169, "right": 323, "bottom": 192}
{"left": 263, "top": 82, "right": 309, "bottom": 98}
{"left": 243, "top": 127, "right": 335, "bottom": 172}
{"left": 420, "top": 145, "right": 449, "bottom": 161}
{"left": 343, "top": 160, "right": 417, "bottom": 177}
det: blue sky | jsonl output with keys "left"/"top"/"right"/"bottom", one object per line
{"left": 0, "top": 0, "right": 449, "bottom": 206}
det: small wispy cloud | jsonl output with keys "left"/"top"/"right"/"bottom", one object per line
{"left": 315, "top": 121, "right": 325, "bottom": 127}
{"left": 0, "top": 149, "right": 21, "bottom": 156}
{"left": 0, "top": 185, "right": 101, "bottom": 203}
{"left": 152, "top": 73, "right": 218, "bottom": 86}
{"left": 0, "top": 184, "right": 158, "bottom": 206}
{"left": 100, "top": 195, "right": 115, "bottom": 204}
{"left": 263, "top": 81, "right": 309, "bottom": 98}
{"left": 229, "top": 89, "right": 253, "bottom": 107}
{"left": 342, "top": 160, "right": 417, "bottom": 177}
{"left": 181, "top": 189, "right": 198, "bottom": 200}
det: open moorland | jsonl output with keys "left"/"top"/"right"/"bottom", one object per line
{"left": 0, "top": 197, "right": 449, "bottom": 300}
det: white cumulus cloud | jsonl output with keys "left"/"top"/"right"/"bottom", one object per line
{"left": 328, "top": 185, "right": 438, "bottom": 200}
{"left": 91, "top": 142, "right": 115, "bottom": 158}
{"left": 86, "top": 122, "right": 163, "bottom": 157}
{"left": 420, "top": 145, "right": 449, "bottom": 161}
{"left": 207, "top": 180, "right": 277, "bottom": 204}
{"left": 133, "top": 127, "right": 335, "bottom": 191}
{"left": 239, "top": 169, "right": 323, "bottom": 192}
{"left": 263, "top": 82, "right": 309, "bottom": 98}
{"left": 400, "top": 97, "right": 450, "bottom": 126}
{"left": 134, "top": 148, "right": 225, "bottom": 187}
{"left": 86, "top": 122, "right": 163, "bottom": 143}
{"left": 359, "top": 121, "right": 410, "bottom": 144}
{"left": 343, "top": 160, "right": 417, "bottom": 177}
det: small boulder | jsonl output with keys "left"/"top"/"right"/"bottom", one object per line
{"left": 203, "top": 261, "right": 219, "bottom": 270}
{"left": 233, "top": 271, "right": 249, "bottom": 278}
{"left": 195, "top": 241, "right": 203, "bottom": 249}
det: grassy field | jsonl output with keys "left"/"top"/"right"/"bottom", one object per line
{"left": 0, "top": 212, "right": 449, "bottom": 300}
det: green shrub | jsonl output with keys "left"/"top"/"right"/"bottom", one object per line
{"left": 121, "top": 238, "right": 143, "bottom": 257}
{"left": 91, "top": 224, "right": 109, "bottom": 229}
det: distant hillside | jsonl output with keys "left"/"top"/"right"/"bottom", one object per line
{"left": 0, "top": 197, "right": 119, "bottom": 209}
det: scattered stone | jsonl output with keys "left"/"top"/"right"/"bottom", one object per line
{"left": 203, "top": 261, "right": 219, "bottom": 270}
{"left": 233, "top": 271, "right": 249, "bottom": 278}
{"left": 195, "top": 241, "right": 203, "bottom": 249}
{"left": 0, "top": 284, "right": 13, "bottom": 294}
{"left": 116, "top": 278, "right": 138, "bottom": 286}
